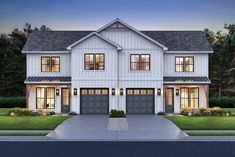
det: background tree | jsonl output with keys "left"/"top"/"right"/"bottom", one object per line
{"left": 0, "top": 24, "right": 51, "bottom": 97}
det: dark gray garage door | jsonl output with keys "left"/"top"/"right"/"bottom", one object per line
{"left": 80, "top": 88, "right": 109, "bottom": 114}
{"left": 126, "top": 88, "right": 154, "bottom": 114}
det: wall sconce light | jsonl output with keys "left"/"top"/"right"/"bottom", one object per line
{"left": 157, "top": 88, "right": 161, "bottom": 95}
{"left": 120, "top": 88, "right": 124, "bottom": 95}
{"left": 176, "top": 89, "right": 179, "bottom": 96}
{"left": 56, "top": 89, "right": 60, "bottom": 96}
{"left": 112, "top": 88, "right": 115, "bottom": 95}
{"left": 74, "top": 88, "right": 77, "bottom": 95}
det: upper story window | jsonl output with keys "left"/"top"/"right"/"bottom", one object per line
{"left": 175, "top": 56, "right": 194, "bottom": 72}
{"left": 84, "top": 53, "right": 105, "bottom": 70}
{"left": 41, "top": 56, "right": 60, "bottom": 72}
{"left": 130, "top": 54, "right": 150, "bottom": 70}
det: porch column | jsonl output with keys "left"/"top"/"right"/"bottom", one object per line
{"left": 25, "top": 85, "right": 32, "bottom": 109}
{"left": 203, "top": 85, "right": 209, "bottom": 108}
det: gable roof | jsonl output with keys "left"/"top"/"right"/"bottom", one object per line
{"left": 142, "top": 31, "right": 213, "bottom": 52}
{"left": 67, "top": 32, "right": 122, "bottom": 50}
{"left": 96, "top": 18, "right": 168, "bottom": 50}
{"left": 22, "top": 31, "right": 91, "bottom": 52}
{"left": 22, "top": 19, "right": 213, "bottom": 52}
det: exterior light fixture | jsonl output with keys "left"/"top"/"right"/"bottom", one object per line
{"left": 176, "top": 89, "right": 179, "bottom": 96}
{"left": 157, "top": 88, "right": 161, "bottom": 95}
{"left": 112, "top": 88, "right": 115, "bottom": 95}
{"left": 74, "top": 88, "right": 77, "bottom": 95}
{"left": 120, "top": 88, "right": 124, "bottom": 95}
{"left": 56, "top": 89, "right": 60, "bottom": 96}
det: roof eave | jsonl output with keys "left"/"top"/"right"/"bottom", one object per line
{"left": 66, "top": 32, "right": 122, "bottom": 50}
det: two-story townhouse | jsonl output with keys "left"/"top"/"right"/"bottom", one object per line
{"left": 22, "top": 18, "right": 213, "bottom": 114}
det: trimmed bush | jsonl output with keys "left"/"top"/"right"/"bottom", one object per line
{"left": 8, "top": 108, "right": 52, "bottom": 116}
{"left": 68, "top": 111, "right": 77, "bottom": 115}
{"left": 191, "top": 109, "right": 201, "bottom": 116}
{"left": 157, "top": 111, "right": 167, "bottom": 115}
{"left": 209, "top": 97, "right": 235, "bottom": 108}
{"left": 0, "top": 97, "right": 26, "bottom": 108}
{"left": 110, "top": 109, "right": 125, "bottom": 118}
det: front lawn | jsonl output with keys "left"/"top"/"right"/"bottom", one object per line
{"left": 0, "top": 108, "right": 70, "bottom": 130}
{"left": 187, "top": 132, "right": 235, "bottom": 136}
{"left": 222, "top": 108, "right": 235, "bottom": 116}
{"left": 0, "top": 116, "right": 69, "bottom": 130}
{"left": 0, "top": 132, "right": 48, "bottom": 136}
{"left": 165, "top": 116, "right": 235, "bottom": 130}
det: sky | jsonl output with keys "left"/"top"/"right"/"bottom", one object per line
{"left": 0, "top": 0, "right": 235, "bottom": 33}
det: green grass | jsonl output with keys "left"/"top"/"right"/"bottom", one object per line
{"left": 0, "top": 108, "right": 70, "bottom": 130}
{"left": 187, "top": 132, "right": 235, "bottom": 136}
{"left": 0, "top": 108, "right": 12, "bottom": 116}
{"left": 165, "top": 116, "right": 235, "bottom": 130}
{"left": 0, "top": 132, "right": 48, "bottom": 136}
{"left": 0, "top": 116, "right": 69, "bottom": 130}
{"left": 222, "top": 108, "right": 235, "bottom": 116}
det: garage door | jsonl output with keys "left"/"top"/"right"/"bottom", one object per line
{"left": 80, "top": 88, "right": 109, "bottom": 114}
{"left": 126, "top": 88, "right": 154, "bottom": 114}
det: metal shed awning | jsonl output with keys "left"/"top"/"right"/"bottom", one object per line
{"left": 24, "top": 77, "right": 71, "bottom": 84}
{"left": 163, "top": 77, "right": 211, "bottom": 84}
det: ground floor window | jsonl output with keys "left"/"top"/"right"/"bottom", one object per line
{"left": 36, "top": 87, "right": 55, "bottom": 109}
{"left": 180, "top": 87, "right": 199, "bottom": 108}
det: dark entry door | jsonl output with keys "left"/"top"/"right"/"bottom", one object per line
{"left": 165, "top": 88, "right": 174, "bottom": 113}
{"left": 61, "top": 88, "right": 70, "bottom": 113}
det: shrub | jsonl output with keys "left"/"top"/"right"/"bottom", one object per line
{"left": 209, "top": 97, "right": 235, "bottom": 108}
{"left": 68, "top": 111, "right": 77, "bottom": 115}
{"left": 202, "top": 109, "right": 211, "bottom": 116}
{"left": 8, "top": 108, "right": 33, "bottom": 116}
{"left": 157, "top": 111, "right": 167, "bottom": 115}
{"left": 191, "top": 109, "right": 201, "bottom": 116}
{"left": 8, "top": 108, "right": 52, "bottom": 116}
{"left": 199, "top": 108, "right": 206, "bottom": 113}
{"left": 50, "top": 111, "right": 56, "bottom": 115}
{"left": 0, "top": 97, "right": 26, "bottom": 108}
{"left": 110, "top": 109, "right": 125, "bottom": 118}
{"left": 180, "top": 107, "right": 193, "bottom": 115}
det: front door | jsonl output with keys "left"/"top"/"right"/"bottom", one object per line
{"left": 61, "top": 88, "right": 70, "bottom": 113}
{"left": 165, "top": 88, "right": 174, "bottom": 113}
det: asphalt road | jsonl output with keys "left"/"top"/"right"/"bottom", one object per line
{"left": 0, "top": 141, "right": 235, "bottom": 157}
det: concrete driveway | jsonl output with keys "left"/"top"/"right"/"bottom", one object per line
{"left": 47, "top": 115, "right": 187, "bottom": 141}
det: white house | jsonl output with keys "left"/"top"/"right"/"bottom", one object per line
{"left": 22, "top": 18, "right": 213, "bottom": 114}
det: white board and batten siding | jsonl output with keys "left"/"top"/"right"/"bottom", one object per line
{"left": 164, "top": 53, "right": 209, "bottom": 77}
{"left": 70, "top": 29, "right": 165, "bottom": 114}
{"left": 26, "top": 53, "right": 71, "bottom": 77}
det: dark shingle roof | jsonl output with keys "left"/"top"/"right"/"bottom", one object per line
{"left": 25, "top": 77, "right": 71, "bottom": 84}
{"left": 23, "top": 31, "right": 92, "bottom": 51}
{"left": 163, "top": 77, "right": 211, "bottom": 84}
{"left": 141, "top": 31, "right": 213, "bottom": 51}
{"left": 22, "top": 30, "right": 213, "bottom": 51}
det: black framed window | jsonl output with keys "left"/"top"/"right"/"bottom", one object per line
{"left": 36, "top": 87, "right": 55, "bottom": 109}
{"left": 190, "top": 88, "right": 199, "bottom": 108}
{"left": 180, "top": 87, "right": 199, "bottom": 108}
{"left": 130, "top": 54, "right": 150, "bottom": 70}
{"left": 41, "top": 57, "right": 50, "bottom": 72}
{"left": 84, "top": 53, "right": 105, "bottom": 70}
{"left": 51, "top": 57, "right": 60, "bottom": 72}
{"left": 185, "top": 57, "right": 194, "bottom": 72}
{"left": 41, "top": 56, "right": 60, "bottom": 72}
{"left": 175, "top": 56, "right": 194, "bottom": 72}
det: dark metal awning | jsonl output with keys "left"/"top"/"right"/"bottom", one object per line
{"left": 24, "top": 77, "right": 71, "bottom": 84}
{"left": 163, "top": 77, "right": 211, "bottom": 84}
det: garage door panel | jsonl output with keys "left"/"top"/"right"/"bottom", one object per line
{"left": 126, "top": 89, "right": 154, "bottom": 114}
{"left": 80, "top": 88, "right": 109, "bottom": 114}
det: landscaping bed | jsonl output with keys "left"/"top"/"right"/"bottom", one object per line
{"left": 187, "top": 132, "right": 235, "bottom": 136}
{"left": 0, "top": 108, "right": 69, "bottom": 130}
{"left": 165, "top": 116, "right": 235, "bottom": 130}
